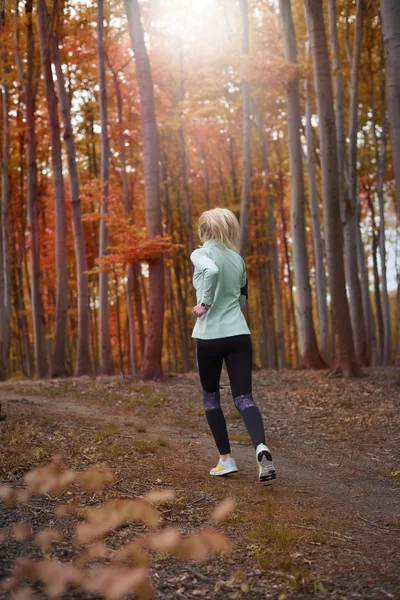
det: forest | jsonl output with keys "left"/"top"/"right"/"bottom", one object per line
{"left": 0, "top": 0, "right": 400, "bottom": 381}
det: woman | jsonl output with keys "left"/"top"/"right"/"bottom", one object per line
{"left": 191, "top": 208, "right": 277, "bottom": 485}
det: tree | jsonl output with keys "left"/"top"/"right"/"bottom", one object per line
{"left": 49, "top": 1, "right": 92, "bottom": 376}
{"left": 380, "top": 0, "right": 400, "bottom": 212}
{"left": 36, "top": 0, "right": 69, "bottom": 377}
{"left": 125, "top": 0, "right": 164, "bottom": 379}
{"left": 305, "top": 0, "right": 359, "bottom": 376}
{"left": 304, "top": 40, "right": 330, "bottom": 363}
{"left": 238, "top": 0, "right": 251, "bottom": 258}
{"left": 15, "top": 0, "right": 48, "bottom": 378}
{"left": 0, "top": 3, "right": 10, "bottom": 380}
{"left": 96, "top": 0, "right": 114, "bottom": 375}
{"left": 278, "top": 0, "right": 325, "bottom": 369}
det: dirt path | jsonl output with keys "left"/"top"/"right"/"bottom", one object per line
{"left": 1, "top": 368, "right": 400, "bottom": 599}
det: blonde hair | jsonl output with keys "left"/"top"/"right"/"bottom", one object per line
{"left": 198, "top": 208, "right": 240, "bottom": 251}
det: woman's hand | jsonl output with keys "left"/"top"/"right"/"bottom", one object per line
{"left": 192, "top": 304, "right": 208, "bottom": 318}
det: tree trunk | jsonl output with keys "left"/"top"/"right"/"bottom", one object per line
{"left": 238, "top": 0, "right": 251, "bottom": 258}
{"left": 36, "top": 0, "right": 69, "bottom": 377}
{"left": 251, "top": 100, "right": 286, "bottom": 369}
{"left": 0, "top": 76, "right": 10, "bottom": 380}
{"left": 304, "top": 42, "right": 330, "bottom": 363}
{"left": 279, "top": 0, "right": 326, "bottom": 369}
{"left": 125, "top": 0, "right": 164, "bottom": 379}
{"left": 49, "top": 3, "right": 91, "bottom": 376}
{"left": 305, "top": 0, "right": 359, "bottom": 376}
{"left": 381, "top": 0, "right": 400, "bottom": 212}
{"left": 327, "top": 0, "right": 347, "bottom": 223}
{"left": 111, "top": 66, "right": 137, "bottom": 375}
{"left": 344, "top": 0, "right": 368, "bottom": 366}
{"left": 17, "top": 0, "right": 48, "bottom": 378}
{"left": 96, "top": 0, "right": 114, "bottom": 375}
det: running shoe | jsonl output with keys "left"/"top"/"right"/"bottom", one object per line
{"left": 210, "top": 457, "right": 238, "bottom": 476}
{"left": 256, "top": 443, "right": 277, "bottom": 485}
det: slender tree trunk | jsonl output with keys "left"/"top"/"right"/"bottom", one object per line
{"left": 279, "top": 0, "right": 325, "bottom": 369}
{"left": 16, "top": 0, "right": 48, "bottom": 377}
{"left": 49, "top": 3, "right": 91, "bottom": 376}
{"left": 0, "top": 77, "right": 10, "bottom": 380}
{"left": 278, "top": 164, "right": 299, "bottom": 365}
{"left": 368, "top": 194, "right": 384, "bottom": 363}
{"left": 36, "top": 0, "right": 69, "bottom": 377}
{"left": 344, "top": 0, "right": 368, "bottom": 366}
{"left": 304, "top": 43, "right": 330, "bottom": 363}
{"left": 327, "top": 0, "right": 347, "bottom": 223}
{"left": 369, "top": 33, "right": 392, "bottom": 365}
{"left": 305, "top": 0, "right": 359, "bottom": 376}
{"left": 200, "top": 142, "right": 210, "bottom": 210}
{"left": 381, "top": 0, "right": 400, "bottom": 212}
{"left": 96, "top": 0, "right": 114, "bottom": 375}
{"left": 111, "top": 67, "right": 137, "bottom": 374}
{"left": 238, "top": 0, "right": 251, "bottom": 258}
{"left": 251, "top": 100, "right": 285, "bottom": 368}
{"left": 125, "top": 0, "right": 164, "bottom": 379}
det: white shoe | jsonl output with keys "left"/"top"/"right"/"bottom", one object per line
{"left": 210, "top": 457, "right": 238, "bottom": 476}
{"left": 256, "top": 443, "right": 277, "bottom": 485}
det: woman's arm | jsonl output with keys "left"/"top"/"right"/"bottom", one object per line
{"left": 190, "top": 248, "right": 219, "bottom": 307}
{"left": 239, "top": 260, "right": 248, "bottom": 307}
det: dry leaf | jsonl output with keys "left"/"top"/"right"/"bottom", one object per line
{"left": 11, "top": 522, "right": 32, "bottom": 541}
{"left": 112, "top": 540, "right": 150, "bottom": 566}
{"left": 74, "top": 517, "right": 120, "bottom": 546}
{"left": 144, "top": 527, "right": 181, "bottom": 553}
{"left": 34, "top": 528, "right": 63, "bottom": 550}
{"left": 12, "top": 587, "right": 38, "bottom": 600}
{"left": 77, "top": 468, "right": 115, "bottom": 492}
{"left": 200, "top": 528, "right": 232, "bottom": 554}
{"left": 76, "top": 542, "right": 109, "bottom": 565}
{"left": 174, "top": 533, "right": 209, "bottom": 563}
{"left": 56, "top": 503, "right": 78, "bottom": 517}
{"left": 83, "top": 566, "right": 149, "bottom": 600}
{"left": 24, "top": 463, "right": 75, "bottom": 495}
{"left": 210, "top": 497, "right": 235, "bottom": 523}
{"left": 143, "top": 489, "right": 175, "bottom": 505}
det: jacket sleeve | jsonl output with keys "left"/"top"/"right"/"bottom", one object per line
{"left": 239, "top": 261, "right": 248, "bottom": 308}
{"left": 190, "top": 248, "right": 219, "bottom": 306}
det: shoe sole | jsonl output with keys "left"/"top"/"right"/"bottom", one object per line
{"left": 210, "top": 467, "right": 238, "bottom": 476}
{"left": 258, "top": 456, "right": 277, "bottom": 486}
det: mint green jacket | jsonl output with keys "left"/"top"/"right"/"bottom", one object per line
{"left": 190, "top": 240, "right": 250, "bottom": 340}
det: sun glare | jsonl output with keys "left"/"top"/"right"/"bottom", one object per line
{"left": 150, "top": 0, "right": 227, "bottom": 46}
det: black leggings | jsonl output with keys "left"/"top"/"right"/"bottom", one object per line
{"left": 196, "top": 335, "right": 266, "bottom": 456}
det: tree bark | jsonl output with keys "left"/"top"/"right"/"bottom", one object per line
{"left": 16, "top": 0, "right": 48, "bottom": 378}
{"left": 96, "top": 0, "right": 114, "bottom": 375}
{"left": 305, "top": 0, "right": 359, "bottom": 376}
{"left": 238, "top": 0, "right": 251, "bottom": 258}
{"left": 381, "top": 0, "right": 400, "bottom": 212}
{"left": 36, "top": 0, "right": 69, "bottom": 377}
{"left": 344, "top": 0, "right": 368, "bottom": 366}
{"left": 279, "top": 0, "right": 326, "bottom": 369}
{"left": 327, "top": 0, "right": 347, "bottom": 223}
{"left": 48, "top": 2, "right": 91, "bottom": 376}
{"left": 125, "top": 0, "right": 164, "bottom": 379}
{"left": 0, "top": 67, "right": 10, "bottom": 380}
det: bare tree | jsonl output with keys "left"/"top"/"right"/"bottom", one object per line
{"left": 304, "top": 39, "right": 330, "bottom": 362}
{"left": 96, "top": 0, "right": 114, "bottom": 375}
{"left": 305, "top": 0, "right": 359, "bottom": 376}
{"left": 48, "top": 0, "right": 92, "bottom": 376}
{"left": 279, "top": 0, "right": 326, "bottom": 368}
{"left": 0, "top": 4, "right": 11, "bottom": 380}
{"left": 36, "top": 0, "right": 68, "bottom": 377}
{"left": 238, "top": 0, "right": 251, "bottom": 258}
{"left": 125, "top": 0, "right": 165, "bottom": 379}
{"left": 15, "top": 0, "right": 48, "bottom": 377}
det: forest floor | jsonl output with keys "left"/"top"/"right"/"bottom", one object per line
{"left": 0, "top": 367, "right": 399, "bottom": 599}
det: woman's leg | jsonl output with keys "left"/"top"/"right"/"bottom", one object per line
{"left": 196, "top": 338, "right": 231, "bottom": 456}
{"left": 224, "top": 335, "right": 266, "bottom": 448}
